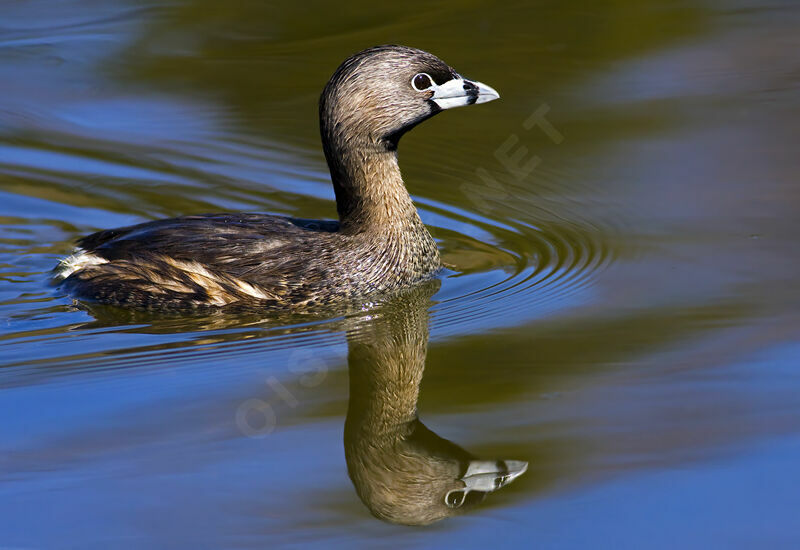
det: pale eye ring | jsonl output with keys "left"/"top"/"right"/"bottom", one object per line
{"left": 412, "top": 72, "right": 434, "bottom": 91}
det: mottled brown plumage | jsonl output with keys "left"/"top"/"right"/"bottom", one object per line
{"left": 54, "top": 45, "right": 498, "bottom": 310}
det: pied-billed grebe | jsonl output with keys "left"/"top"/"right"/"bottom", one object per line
{"left": 54, "top": 45, "right": 499, "bottom": 310}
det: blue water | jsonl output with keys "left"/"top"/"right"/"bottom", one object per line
{"left": 2, "top": 0, "right": 800, "bottom": 547}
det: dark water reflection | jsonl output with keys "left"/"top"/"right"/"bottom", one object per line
{"left": 2, "top": 0, "right": 800, "bottom": 547}
{"left": 344, "top": 282, "right": 526, "bottom": 525}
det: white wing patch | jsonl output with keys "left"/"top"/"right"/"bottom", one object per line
{"left": 54, "top": 250, "right": 275, "bottom": 305}
{"left": 53, "top": 249, "right": 109, "bottom": 280}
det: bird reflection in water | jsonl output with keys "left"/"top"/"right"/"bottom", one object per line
{"left": 344, "top": 281, "right": 527, "bottom": 525}
{"left": 76, "top": 281, "right": 526, "bottom": 526}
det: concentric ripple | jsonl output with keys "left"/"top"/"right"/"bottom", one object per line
{"left": 421, "top": 191, "right": 618, "bottom": 334}
{"left": 0, "top": 0, "right": 620, "bottom": 372}
{"left": 0, "top": 131, "right": 619, "bottom": 374}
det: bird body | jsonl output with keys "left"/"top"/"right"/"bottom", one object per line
{"left": 56, "top": 211, "right": 437, "bottom": 309}
{"left": 54, "top": 45, "right": 499, "bottom": 310}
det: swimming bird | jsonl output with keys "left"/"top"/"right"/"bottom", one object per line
{"left": 53, "top": 45, "right": 499, "bottom": 310}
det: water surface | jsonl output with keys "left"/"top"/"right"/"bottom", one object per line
{"left": 2, "top": 0, "right": 800, "bottom": 548}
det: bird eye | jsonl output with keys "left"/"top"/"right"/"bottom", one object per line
{"left": 444, "top": 489, "right": 467, "bottom": 508}
{"left": 412, "top": 73, "right": 433, "bottom": 91}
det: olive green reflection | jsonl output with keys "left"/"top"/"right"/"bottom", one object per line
{"left": 344, "top": 281, "right": 526, "bottom": 525}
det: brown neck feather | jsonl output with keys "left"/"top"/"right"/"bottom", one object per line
{"left": 323, "top": 137, "right": 421, "bottom": 233}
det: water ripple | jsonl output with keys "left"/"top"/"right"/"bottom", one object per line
{"left": 0, "top": 129, "right": 619, "bottom": 373}
{"left": 427, "top": 190, "right": 617, "bottom": 332}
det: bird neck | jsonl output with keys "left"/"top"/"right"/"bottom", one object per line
{"left": 322, "top": 133, "right": 423, "bottom": 234}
